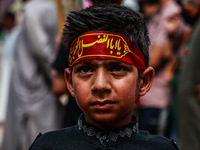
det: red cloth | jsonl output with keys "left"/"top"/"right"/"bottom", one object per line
{"left": 68, "top": 31, "right": 146, "bottom": 71}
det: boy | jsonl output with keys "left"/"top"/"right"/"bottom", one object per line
{"left": 29, "top": 3, "right": 178, "bottom": 150}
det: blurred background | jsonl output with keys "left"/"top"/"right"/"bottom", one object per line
{"left": 0, "top": 0, "right": 200, "bottom": 150}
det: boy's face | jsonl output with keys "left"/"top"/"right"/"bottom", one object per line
{"left": 65, "top": 31, "right": 154, "bottom": 129}
{"left": 65, "top": 59, "right": 154, "bottom": 130}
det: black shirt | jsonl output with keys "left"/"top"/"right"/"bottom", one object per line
{"left": 29, "top": 114, "right": 179, "bottom": 150}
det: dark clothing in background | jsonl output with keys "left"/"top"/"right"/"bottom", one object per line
{"left": 52, "top": 43, "right": 68, "bottom": 73}
{"left": 177, "top": 16, "right": 200, "bottom": 150}
{"left": 62, "top": 94, "right": 82, "bottom": 127}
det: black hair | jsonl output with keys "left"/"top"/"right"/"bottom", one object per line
{"left": 62, "top": 3, "right": 150, "bottom": 68}
{"left": 52, "top": 44, "right": 68, "bottom": 73}
{"left": 3, "top": 11, "right": 15, "bottom": 21}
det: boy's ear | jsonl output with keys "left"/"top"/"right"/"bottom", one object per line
{"left": 138, "top": 66, "right": 155, "bottom": 96}
{"left": 65, "top": 68, "right": 75, "bottom": 97}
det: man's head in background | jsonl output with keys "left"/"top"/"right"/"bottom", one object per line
{"left": 181, "top": 0, "right": 200, "bottom": 26}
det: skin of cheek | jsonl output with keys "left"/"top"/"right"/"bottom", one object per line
{"left": 117, "top": 78, "right": 138, "bottom": 98}
{"left": 73, "top": 73, "right": 138, "bottom": 106}
{"left": 72, "top": 78, "right": 91, "bottom": 109}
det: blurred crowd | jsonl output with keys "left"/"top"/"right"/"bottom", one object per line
{"left": 0, "top": 0, "right": 200, "bottom": 150}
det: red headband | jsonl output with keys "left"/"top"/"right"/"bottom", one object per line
{"left": 68, "top": 31, "right": 146, "bottom": 71}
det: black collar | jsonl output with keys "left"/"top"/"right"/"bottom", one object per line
{"left": 77, "top": 114, "right": 139, "bottom": 145}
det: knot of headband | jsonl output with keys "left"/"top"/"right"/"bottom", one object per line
{"left": 68, "top": 31, "right": 146, "bottom": 71}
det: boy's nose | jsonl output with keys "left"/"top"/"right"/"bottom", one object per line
{"left": 91, "top": 69, "right": 111, "bottom": 93}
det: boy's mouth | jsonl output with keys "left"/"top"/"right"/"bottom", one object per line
{"left": 91, "top": 100, "right": 116, "bottom": 110}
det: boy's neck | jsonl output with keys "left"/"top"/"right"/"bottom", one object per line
{"left": 84, "top": 114, "right": 133, "bottom": 131}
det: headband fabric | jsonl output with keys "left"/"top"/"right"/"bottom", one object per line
{"left": 68, "top": 31, "right": 146, "bottom": 71}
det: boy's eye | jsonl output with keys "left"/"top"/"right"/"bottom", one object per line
{"left": 110, "top": 65, "right": 127, "bottom": 73}
{"left": 78, "top": 66, "right": 93, "bottom": 74}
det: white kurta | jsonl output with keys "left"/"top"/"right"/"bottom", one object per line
{"left": 2, "top": 0, "right": 59, "bottom": 150}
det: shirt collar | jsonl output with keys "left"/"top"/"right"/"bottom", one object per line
{"left": 77, "top": 114, "right": 139, "bottom": 145}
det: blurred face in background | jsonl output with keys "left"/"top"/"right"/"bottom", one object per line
{"left": 165, "top": 13, "right": 181, "bottom": 34}
{"left": 138, "top": 0, "right": 160, "bottom": 19}
{"left": 181, "top": 1, "right": 200, "bottom": 26}
{"left": 141, "top": 3, "right": 160, "bottom": 19}
{"left": 1, "top": 12, "right": 15, "bottom": 31}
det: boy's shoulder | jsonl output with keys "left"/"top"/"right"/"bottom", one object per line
{"left": 133, "top": 130, "right": 179, "bottom": 150}
{"left": 29, "top": 126, "right": 76, "bottom": 149}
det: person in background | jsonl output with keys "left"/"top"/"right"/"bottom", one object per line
{"left": 177, "top": 0, "right": 200, "bottom": 150}
{"left": 0, "top": 11, "right": 16, "bottom": 35}
{"left": 0, "top": 10, "right": 17, "bottom": 148}
{"left": 0, "top": 11, "right": 17, "bottom": 123}
{"left": 1, "top": 0, "right": 59, "bottom": 150}
{"left": 163, "top": 0, "right": 191, "bottom": 142}
{"left": 138, "top": 0, "right": 182, "bottom": 137}
{"left": 51, "top": 44, "right": 82, "bottom": 128}
{"left": 139, "top": 0, "right": 160, "bottom": 20}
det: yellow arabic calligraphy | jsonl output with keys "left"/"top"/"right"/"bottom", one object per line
{"left": 69, "top": 33, "right": 131, "bottom": 66}
{"left": 82, "top": 34, "right": 108, "bottom": 47}
{"left": 81, "top": 33, "right": 122, "bottom": 51}
{"left": 70, "top": 34, "right": 109, "bottom": 59}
